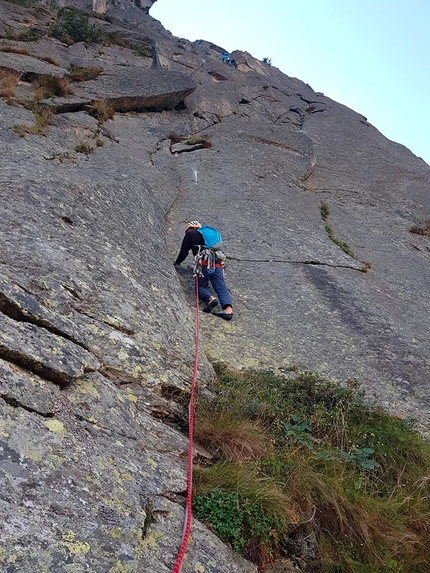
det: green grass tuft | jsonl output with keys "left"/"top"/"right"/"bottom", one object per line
{"left": 51, "top": 8, "right": 107, "bottom": 45}
{"left": 191, "top": 366, "right": 430, "bottom": 571}
{"left": 321, "top": 201, "right": 355, "bottom": 257}
{"left": 14, "top": 105, "right": 54, "bottom": 137}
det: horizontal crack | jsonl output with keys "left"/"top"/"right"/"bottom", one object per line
{"left": 71, "top": 308, "right": 136, "bottom": 336}
{"left": 173, "top": 143, "right": 209, "bottom": 154}
{"left": 99, "top": 366, "right": 137, "bottom": 385}
{"left": 0, "top": 350, "right": 73, "bottom": 388}
{"left": 0, "top": 292, "right": 90, "bottom": 352}
{"left": 0, "top": 393, "right": 54, "bottom": 418}
{"left": 226, "top": 256, "right": 365, "bottom": 271}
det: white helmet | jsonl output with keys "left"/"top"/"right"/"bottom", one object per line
{"left": 185, "top": 221, "right": 202, "bottom": 231}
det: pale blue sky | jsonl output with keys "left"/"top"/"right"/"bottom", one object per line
{"left": 151, "top": 0, "right": 430, "bottom": 165}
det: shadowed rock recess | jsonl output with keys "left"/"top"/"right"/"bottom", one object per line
{"left": 0, "top": 0, "right": 429, "bottom": 571}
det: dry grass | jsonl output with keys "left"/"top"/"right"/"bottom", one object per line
{"left": 89, "top": 99, "right": 115, "bottom": 122}
{"left": 33, "top": 74, "right": 73, "bottom": 101}
{"left": 195, "top": 406, "right": 268, "bottom": 461}
{"left": 194, "top": 461, "right": 297, "bottom": 521}
{"left": 14, "top": 105, "right": 54, "bottom": 137}
{"left": 192, "top": 366, "right": 430, "bottom": 571}
{"left": 75, "top": 141, "right": 94, "bottom": 155}
{"left": 109, "top": 31, "right": 128, "bottom": 47}
{"left": 313, "top": 474, "right": 430, "bottom": 570}
{"left": 193, "top": 460, "right": 299, "bottom": 568}
{"left": 0, "top": 47, "right": 60, "bottom": 67}
{"left": 0, "top": 46, "right": 31, "bottom": 55}
{"left": 168, "top": 131, "right": 183, "bottom": 144}
{"left": 0, "top": 69, "right": 21, "bottom": 103}
{"left": 40, "top": 56, "right": 60, "bottom": 66}
{"left": 185, "top": 135, "right": 212, "bottom": 148}
{"left": 68, "top": 65, "right": 102, "bottom": 82}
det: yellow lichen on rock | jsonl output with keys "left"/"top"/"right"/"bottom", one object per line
{"left": 22, "top": 447, "right": 42, "bottom": 462}
{"left": 76, "top": 379, "right": 101, "bottom": 398}
{"left": 118, "top": 349, "right": 129, "bottom": 361}
{"left": 133, "top": 365, "right": 143, "bottom": 378}
{"left": 61, "top": 530, "right": 91, "bottom": 555}
{"left": 146, "top": 457, "right": 158, "bottom": 469}
{"left": 44, "top": 419, "right": 66, "bottom": 436}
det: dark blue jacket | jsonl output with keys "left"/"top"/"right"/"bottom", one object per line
{"left": 174, "top": 229, "right": 205, "bottom": 265}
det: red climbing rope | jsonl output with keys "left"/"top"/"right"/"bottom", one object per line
{"left": 172, "top": 273, "right": 200, "bottom": 573}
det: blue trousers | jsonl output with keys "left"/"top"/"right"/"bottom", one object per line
{"left": 198, "top": 266, "right": 232, "bottom": 309}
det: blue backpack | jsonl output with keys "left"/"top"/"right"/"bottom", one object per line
{"left": 199, "top": 226, "right": 224, "bottom": 250}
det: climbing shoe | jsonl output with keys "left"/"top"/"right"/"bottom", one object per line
{"left": 213, "top": 311, "right": 233, "bottom": 321}
{"left": 203, "top": 298, "right": 219, "bottom": 313}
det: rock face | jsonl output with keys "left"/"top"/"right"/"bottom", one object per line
{"left": 0, "top": 0, "right": 429, "bottom": 571}
{"left": 55, "top": 0, "right": 157, "bottom": 16}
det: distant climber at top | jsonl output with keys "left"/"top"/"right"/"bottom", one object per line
{"left": 222, "top": 51, "right": 230, "bottom": 64}
{"left": 229, "top": 57, "right": 237, "bottom": 69}
{"left": 173, "top": 221, "right": 233, "bottom": 321}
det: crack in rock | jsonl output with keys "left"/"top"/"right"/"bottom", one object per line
{"left": 142, "top": 497, "right": 155, "bottom": 538}
{"left": 71, "top": 307, "right": 137, "bottom": 336}
{"left": 172, "top": 143, "right": 210, "bottom": 154}
{"left": 0, "top": 393, "right": 55, "bottom": 418}
{"left": 252, "top": 136, "right": 303, "bottom": 155}
{"left": 0, "top": 289, "right": 90, "bottom": 352}
{"left": 0, "top": 313, "right": 100, "bottom": 388}
{"left": 227, "top": 256, "right": 364, "bottom": 271}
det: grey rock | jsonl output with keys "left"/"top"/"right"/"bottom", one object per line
{"left": 0, "top": 313, "right": 100, "bottom": 386}
{"left": 72, "top": 67, "right": 196, "bottom": 111}
{"left": 141, "top": 497, "right": 257, "bottom": 573}
{"left": 91, "top": 0, "right": 158, "bottom": 25}
{"left": 0, "top": 48, "right": 195, "bottom": 112}
{"left": 0, "top": 272, "right": 87, "bottom": 348}
{"left": 0, "top": 0, "right": 53, "bottom": 37}
{"left": 0, "top": 1, "right": 430, "bottom": 572}
{"left": 0, "top": 51, "right": 69, "bottom": 80}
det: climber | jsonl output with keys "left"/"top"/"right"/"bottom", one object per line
{"left": 229, "top": 57, "right": 237, "bottom": 69}
{"left": 173, "top": 221, "right": 233, "bottom": 321}
{"left": 222, "top": 51, "right": 230, "bottom": 64}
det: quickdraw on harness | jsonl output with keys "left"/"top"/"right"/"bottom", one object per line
{"left": 192, "top": 246, "right": 219, "bottom": 276}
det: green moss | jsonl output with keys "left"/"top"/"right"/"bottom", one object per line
{"left": 321, "top": 202, "right": 355, "bottom": 257}
{"left": 132, "top": 45, "right": 152, "bottom": 58}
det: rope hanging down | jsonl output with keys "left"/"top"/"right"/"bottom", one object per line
{"left": 172, "top": 273, "right": 200, "bottom": 572}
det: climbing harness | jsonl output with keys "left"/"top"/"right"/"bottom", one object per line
{"left": 192, "top": 246, "right": 218, "bottom": 276}
{"left": 171, "top": 273, "right": 200, "bottom": 573}
{"left": 192, "top": 246, "right": 205, "bottom": 277}
{"left": 205, "top": 249, "right": 217, "bottom": 275}
{"left": 193, "top": 246, "right": 225, "bottom": 276}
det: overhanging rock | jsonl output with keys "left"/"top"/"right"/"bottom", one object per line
{"left": 73, "top": 68, "right": 197, "bottom": 112}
